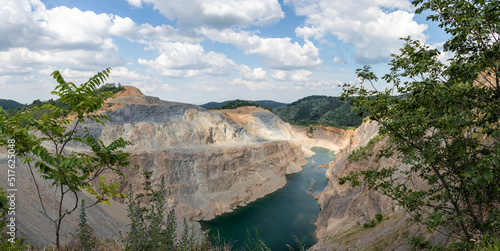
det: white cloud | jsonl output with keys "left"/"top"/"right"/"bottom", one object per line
{"left": 186, "top": 83, "right": 218, "bottom": 92}
{"left": 285, "top": 0, "right": 427, "bottom": 63}
{"left": 291, "top": 70, "right": 312, "bottom": 82}
{"left": 230, "top": 78, "right": 275, "bottom": 91}
{"left": 132, "top": 0, "right": 284, "bottom": 29}
{"left": 110, "top": 16, "right": 201, "bottom": 43}
{"left": 0, "top": 0, "right": 45, "bottom": 50}
{"left": 270, "top": 70, "right": 287, "bottom": 80}
{"left": 126, "top": 0, "right": 142, "bottom": 8}
{"left": 239, "top": 66, "right": 267, "bottom": 80}
{"left": 201, "top": 28, "right": 322, "bottom": 70}
{"left": 333, "top": 57, "right": 347, "bottom": 64}
{"left": 138, "top": 42, "right": 236, "bottom": 78}
{"left": 0, "top": 0, "right": 123, "bottom": 73}
{"left": 295, "top": 80, "right": 343, "bottom": 90}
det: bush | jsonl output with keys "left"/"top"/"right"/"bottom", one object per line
{"left": 78, "top": 199, "right": 97, "bottom": 251}
{"left": 125, "top": 170, "right": 200, "bottom": 250}
{"left": 363, "top": 220, "right": 377, "bottom": 228}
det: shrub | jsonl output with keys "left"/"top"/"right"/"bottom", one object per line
{"left": 363, "top": 220, "right": 377, "bottom": 228}
{"left": 125, "top": 170, "right": 200, "bottom": 250}
{"left": 78, "top": 199, "right": 96, "bottom": 251}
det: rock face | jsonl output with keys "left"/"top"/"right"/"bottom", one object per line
{"left": 311, "top": 121, "right": 448, "bottom": 250}
{"left": 1, "top": 86, "right": 308, "bottom": 247}
{"left": 90, "top": 90, "right": 308, "bottom": 220}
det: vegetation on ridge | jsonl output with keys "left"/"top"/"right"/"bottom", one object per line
{"left": 215, "top": 99, "right": 262, "bottom": 110}
{"left": 271, "top": 95, "right": 365, "bottom": 128}
{"left": 0, "top": 99, "right": 24, "bottom": 111}
{"left": 0, "top": 68, "right": 133, "bottom": 248}
{"left": 201, "top": 100, "right": 286, "bottom": 109}
{"left": 2, "top": 83, "right": 123, "bottom": 118}
{"left": 339, "top": 0, "right": 500, "bottom": 249}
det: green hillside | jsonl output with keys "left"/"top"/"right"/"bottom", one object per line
{"left": 201, "top": 100, "right": 287, "bottom": 109}
{"left": 271, "top": 95, "right": 364, "bottom": 128}
{"left": 0, "top": 99, "right": 24, "bottom": 110}
{"left": 216, "top": 99, "right": 261, "bottom": 109}
{"left": 6, "top": 83, "right": 123, "bottom": 118}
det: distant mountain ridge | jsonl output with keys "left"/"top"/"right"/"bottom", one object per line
{"left": 201, "top": 100, "right": 287, "bottom": 109}
{"left": 271, "top": 95, "right": 364, "bottom": 128}
{"left": 0, "top": 99, "right": 24, "bottom": 110}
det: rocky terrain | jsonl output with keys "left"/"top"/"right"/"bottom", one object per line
{"left": 310, "top": 121, "right": 448, "bottom": 250}
{"left": 0, "top": 86, "right": 312, "bottom": 247}
{"left": 0, "top": 86, "right": 443, "bottom": 249}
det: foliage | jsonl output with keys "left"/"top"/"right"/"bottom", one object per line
{"left": 271, "top": 95, "right": 365, "bottom": 128}
{"left": 375, "top": 213, "right": 384, "bottom": 222}
{"left": 363, "top": 220, "right": 377, "bottom": 228}
{"left": 0, "top": 100, "right": 23, "bottom": 111}
{"left": 347, "top": 134, "right": 385, "bottom": 162}
{"left": 0, "top": 69, "right": 133, "bottom": 247}
{"left": 6, "top": 83, "right": 123, "bottom": 118}
{"left": 286, "top": 234, "right": 307, "bottom": 251}
{"left": 78, "top": 199, "right": 97, "bottom": 251}
{"left": 340, "top": 0, "right": 500, "bottom": 248}
{"left": 243, "top": 228, "right": 270, "bottom": 251}
{"left": 216, "top": 99, "right": 262, "bottom": 110}
{"left": 125, "top": 170, "right": 200, "bottom": 251}
{"left": 472, "top": 236, "right": 500, "bottom": 251}
{"left": 201, "top": 100, "right": 286, "bottom": 110}
{"left": 0, "top": 188, "right": 30, "bottom": 250}
{"left": 0, "top": 187, "right": 7, "bottom": 230}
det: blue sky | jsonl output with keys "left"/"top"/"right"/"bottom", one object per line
{"left": 0, "top": 0, "right": 448, "bottom": 105}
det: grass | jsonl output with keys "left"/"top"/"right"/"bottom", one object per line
{"left": 347, "top": 133, "right": 385, "bottom": 162}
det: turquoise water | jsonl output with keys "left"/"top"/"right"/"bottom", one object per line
{"left": 201, "top": 147, "right": 335, "bottom": 250}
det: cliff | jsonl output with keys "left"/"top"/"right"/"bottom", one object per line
{"left": 92, "top": 90, "right": 308, "bottom": 220}
{"left": 0, "top": 86, "right": 308, "bottom": 247}
{"left": 311, "top": 121, "right": 448, "bottom": 250}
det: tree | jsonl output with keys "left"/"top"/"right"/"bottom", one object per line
{"left": 340, "top": 0, "right": 499, "bottom": 247}
{"left": 0, "top": 68, "right": 134, "bottom": 247}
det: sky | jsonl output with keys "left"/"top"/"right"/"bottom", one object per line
{"left": 0, "top": 0, "right": 449, "bottom": 105}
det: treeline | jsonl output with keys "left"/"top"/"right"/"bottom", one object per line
{"left": 212, "top": 99, "right": 262, "bottom": 110}
{"left": 0, "top": 99, "right": 24, "bottom": 110}
{"left": 1, "top": 83, "right": 123, "bottom": 118}
{"left": 202, "top": 99, "right": 286, "bottom": 110}
{"left": 271, "top": 95, "right": 364, "bottom": 128}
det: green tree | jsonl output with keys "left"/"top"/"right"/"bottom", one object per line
{"left": 340, "top": 0, "right": 499, "bottom": 248}
{"left": 0, "top": 68, "right": 134, "bottom": 248}
{"left": 218, "top": 99, "right": 262, "bottom": 109}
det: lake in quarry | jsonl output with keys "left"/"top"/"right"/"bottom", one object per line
{"left": 201, "top": 147, "right": 335, "bottom": 250}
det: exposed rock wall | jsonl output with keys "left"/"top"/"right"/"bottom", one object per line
{"left": 2, "top": 87, "right": 309, "bottom": 247}
{"left": 121, "top": 141, "right": 305, "bottom": 221}
{"left": 311, "top": 121, "right": 448, "bottom": 250}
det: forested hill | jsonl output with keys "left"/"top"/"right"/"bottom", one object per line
{"left": 0, "top": 99, "right": 24, "bottom": 110}
{"left": 201, "top": 100, "right": 287, "bottom": 109}
{"left": 271, "top": 95, "right": 364, "bottom": 128}
{"left": 2, "top": 83, "right": 123, "bottom": 117}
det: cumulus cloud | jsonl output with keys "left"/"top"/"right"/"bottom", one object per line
{"left": 110, "top": 16, "right": 201, "bottom": 43}
{"left": 270, "top": 70, "right": 288, "bottom": 81}
{"left": 186, "top": 83, "right": 218, "bottom": 92}
{"left": 126, "top": 0, "right": 142, "bottom": 8}
{"left": 201, "top": 28, "right": 322, "bottom": 70}
{"left": 239, "top": 66, "right": 267, "bottom": 80}
{"left": 230, "top": 78, "right": 276, "bottom": 91}
{"left": 129, "top": 0, "right": 284, "bottom": 29}
{"left": 285, "top": 0, "right": 427, "bottom": 63}
{"left": 0, "top": 0, "right": 123, "bottom": 73}
{"left": 138, "top": 42, "right": 236, "bottom": 78}
{"left": 291, "top": 70, "right": 312, "bottom": 82}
